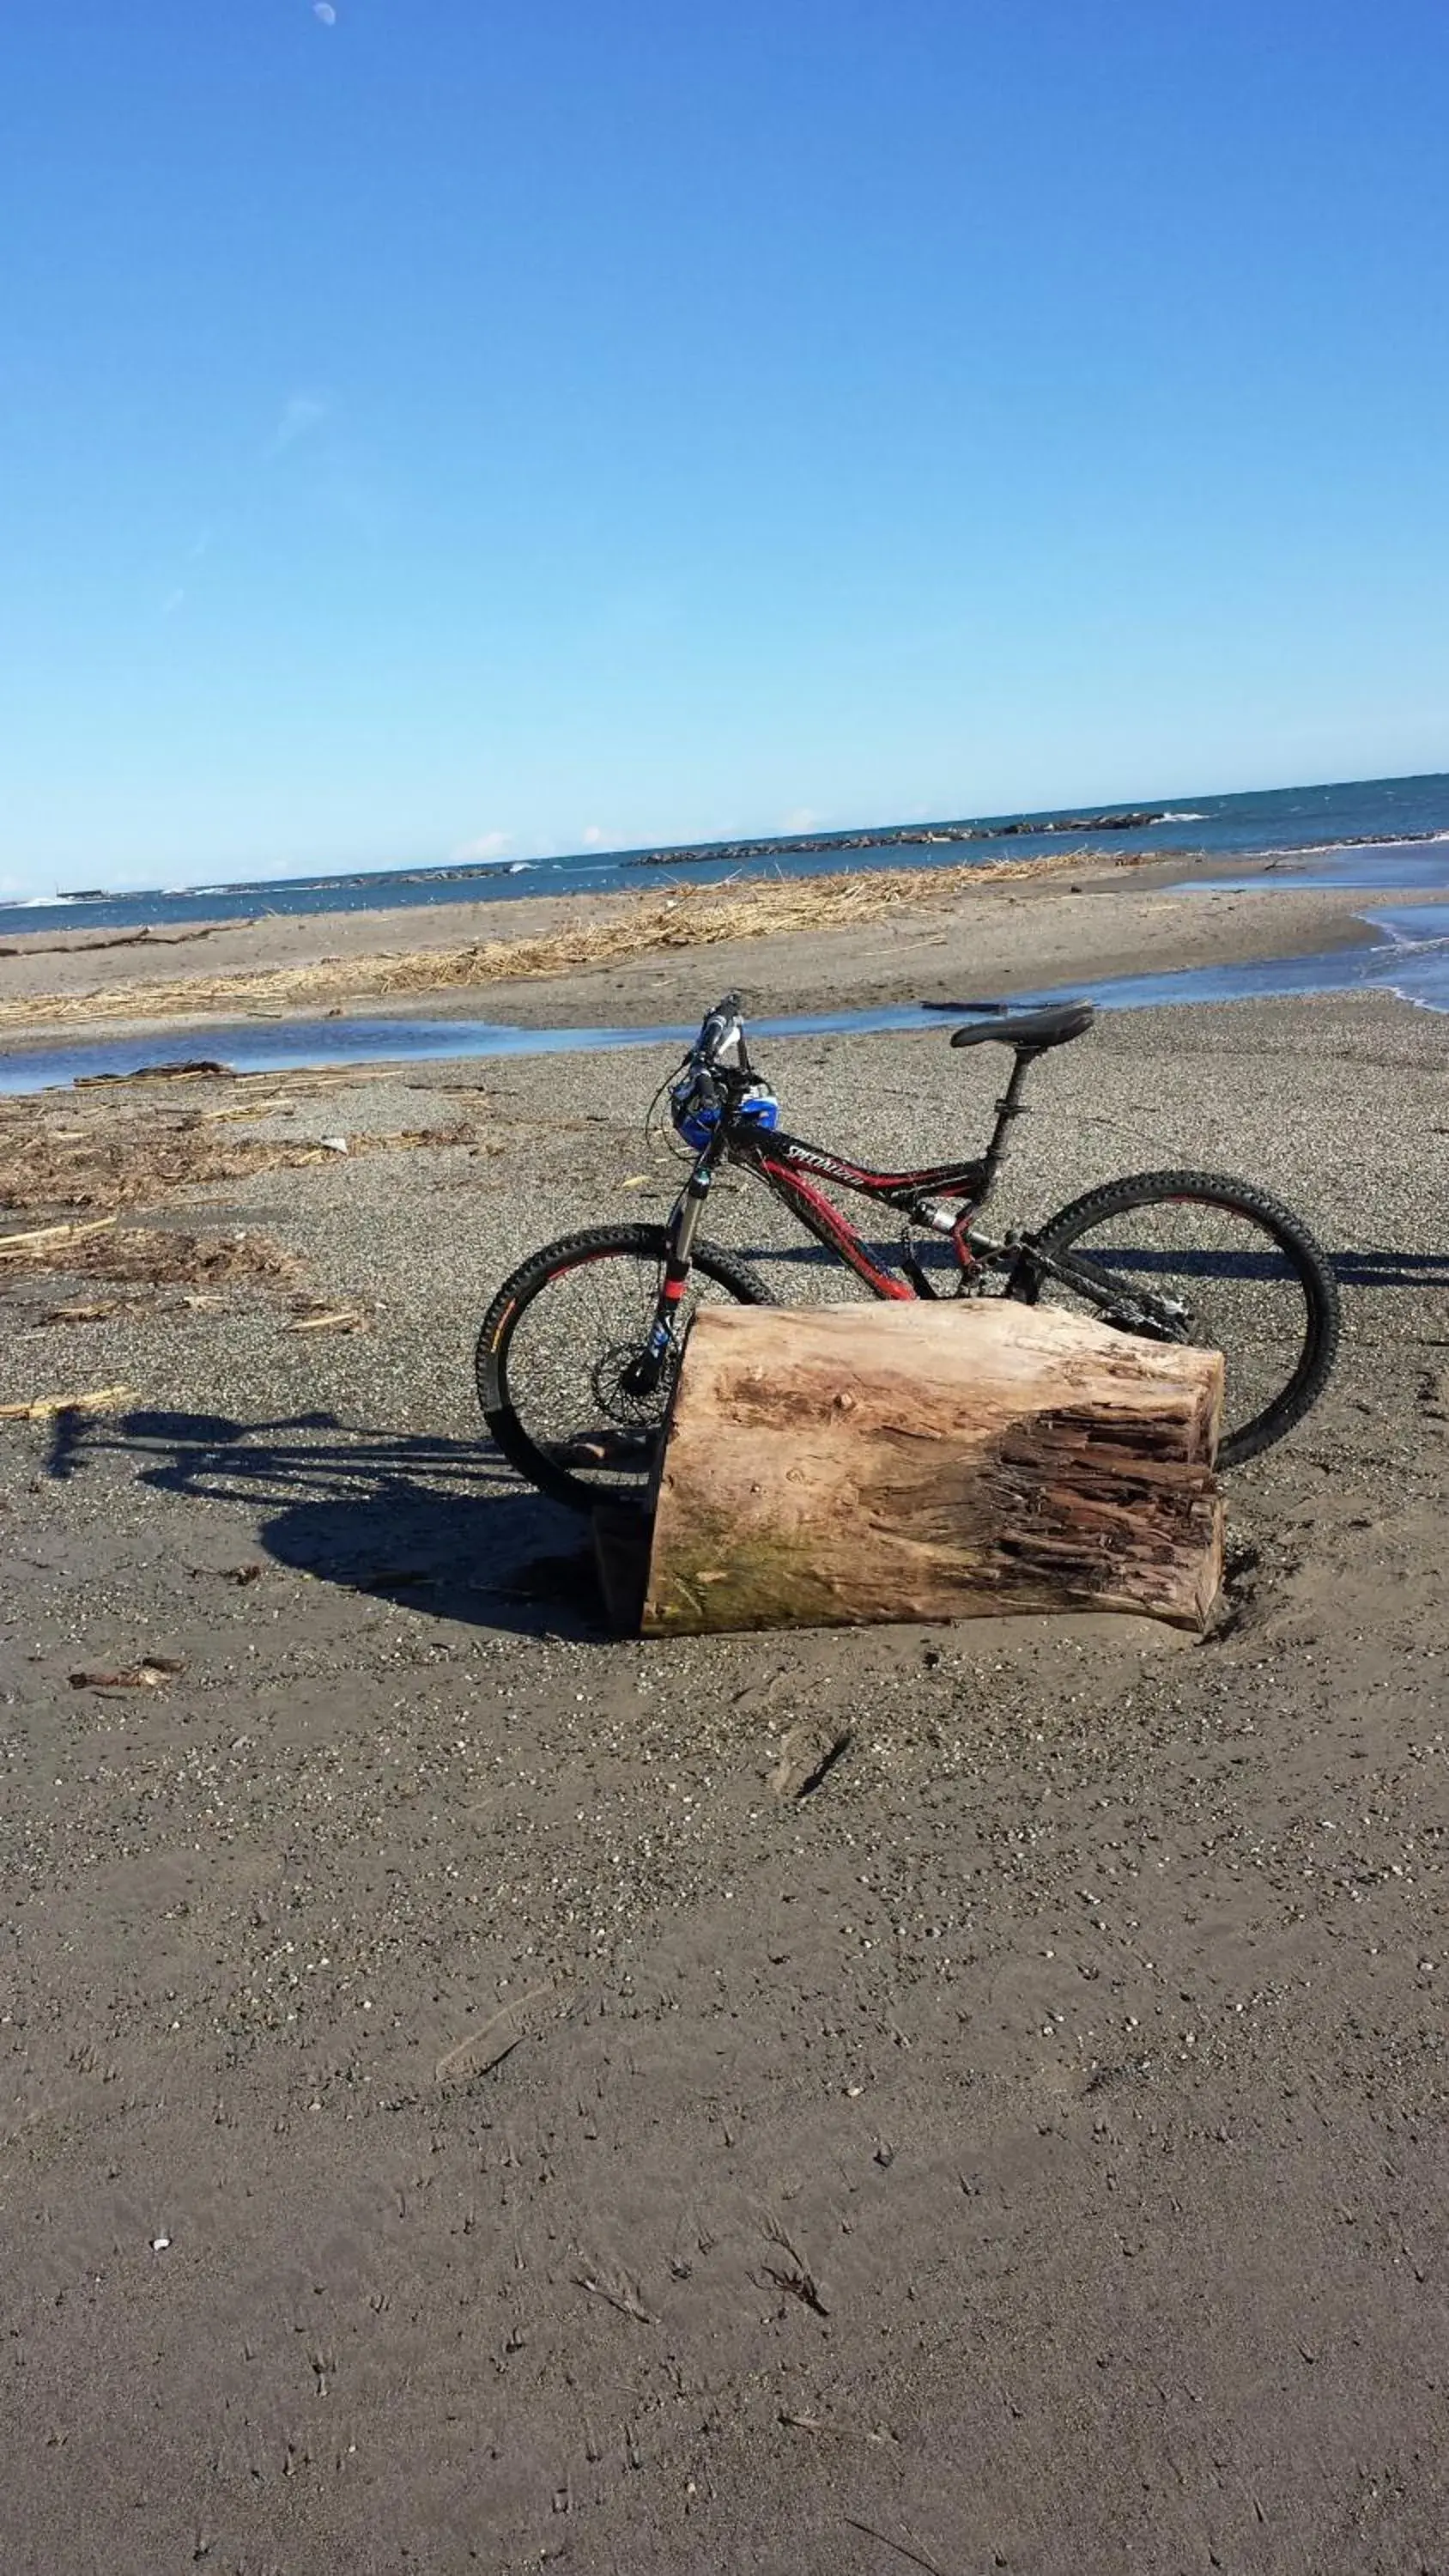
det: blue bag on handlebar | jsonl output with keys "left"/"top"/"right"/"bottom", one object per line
{"left": 738, "top": 1081, "right": 779, "bottom": 1132}
{"left": 670, "top": 1071, "right": 718, "bottom": 1150}
{"left": 671, "top": 1075, "right": 778, "bottom": 1151}
{"left": 672, "top": 1091, "right": 719, "bottom": 1151}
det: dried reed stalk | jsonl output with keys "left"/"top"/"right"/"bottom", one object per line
{"left": 0, "top": 851, "right": 1117, "bottom": 1033}
{"left": 0, "top": 1099, "right": 482, "bottom": 1217}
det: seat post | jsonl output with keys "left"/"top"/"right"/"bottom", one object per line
{"left": 980, "top": 1046, "right": 1040, "bottom": 1188}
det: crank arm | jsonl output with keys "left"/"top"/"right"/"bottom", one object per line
{"left": 1026, "top": 1242, "right": 1195, "bottom": 1340}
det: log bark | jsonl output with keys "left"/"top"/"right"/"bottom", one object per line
{"left": 642, "top": 1302, "right": 1223, "bottom": 1637}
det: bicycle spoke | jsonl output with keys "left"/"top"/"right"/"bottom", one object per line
{"left": 1034, "top": 1194, "right": 1314, "bottom": 1452}
{"left": 496, "top": 1245, "right": 749, "bottom": 1499}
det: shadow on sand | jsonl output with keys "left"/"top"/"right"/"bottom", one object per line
{"left": 743, "top": 1239, "right": 1449, "bottom": 1291}
{"left": 39, "top": 1227, "right": 1440, "bottom": 1632}
{"left": 51, "top": 1406, "right": 604, "bottom": 1638}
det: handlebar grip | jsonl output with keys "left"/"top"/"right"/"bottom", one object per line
{"left": 695, "top": 993, "right": 743, "bottom": 1064}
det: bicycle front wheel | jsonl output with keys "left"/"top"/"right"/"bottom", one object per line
{"left": 1021, "top": 1170, "right": 1339, "bottom": 1467}
{"left": 476, "top": 1223, "right": 767, "bottom": 1510}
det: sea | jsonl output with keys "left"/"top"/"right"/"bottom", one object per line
{"left": 5, "top": 769, "right": 1449, "bottom": 941}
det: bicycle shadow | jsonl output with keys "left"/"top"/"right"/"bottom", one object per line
{"left": 1331, "top": 1249, "right": 1449, "bottom": 1291}
{"left": 40, "top": 1233, "right": 1444, "bottom": 1633}
{"left": 51, "top": 1406, "right": 605, "bottom": 1638}
{"left": 737, "top": 1241, "right": 1449, "bottom": 1291}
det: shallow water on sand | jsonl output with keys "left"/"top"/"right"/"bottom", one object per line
{"left": 1191, "top": 842, "right": 1449, "bottom": 894}
{"left": 2, "top": 907, "right": 1446, "bottom": 1097}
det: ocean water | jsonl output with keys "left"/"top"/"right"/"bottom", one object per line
{"left": 3, "top": 905, "right": 1445, "bottom": 1097}
{"left": 4, "top": 769, "right": 1448, "bottom": 940}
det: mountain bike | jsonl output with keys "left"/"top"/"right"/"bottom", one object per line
{"left": 476, "top": 993, "right": 1340, "bottom": 1510}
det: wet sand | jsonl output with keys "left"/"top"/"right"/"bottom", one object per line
{"left": 2, "top": 908, "right": 1448, "bottom": 2570}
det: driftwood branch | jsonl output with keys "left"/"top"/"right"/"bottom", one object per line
{"left": 0, "top": 920, "right": 257, "bottom": 960}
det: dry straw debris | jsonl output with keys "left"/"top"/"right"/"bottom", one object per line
{"left": 0, "top": 1081, "right": 481, "bottom": 1218}
{"left": 1, "top": 1214, "right": 302, "bottom": 1292}
{"left": 69, "top": 1653, "right": 186, "bottom": 1691}
{"left": 0, "top": 1070, "right": 480, "bottom": 1293}
{"left": 0, "top": 1383, "right": 137, "bottom": 1423}
{"left": 283, "top": 1302, "right": 369, "bottom": 1334}
{"left": 65, "top": 1227, "right": 305, "bottom": 1291}
{"left": 0, "top": 853, "right": 1107, "bottom": 1033}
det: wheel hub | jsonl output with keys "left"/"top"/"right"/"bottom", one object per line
{"left": 591, "top": 1340, "right": 674, "bottom": 1424}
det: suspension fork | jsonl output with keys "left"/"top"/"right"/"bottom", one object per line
{"left": 624, "top": 1163, "right": 714, "bottom": 1393}
{"left": 669, "top": 1168, "right": 711, "bottom": 1273}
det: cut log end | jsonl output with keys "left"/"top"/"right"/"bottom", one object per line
{"left": 641, "top": 1301, "right": 1224, "bottom": 1638}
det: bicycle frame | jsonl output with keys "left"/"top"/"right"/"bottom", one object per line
{"left": 661, "top": 1045, "right": 1040, "bottom": 1309}
{"left": 731, "top": 1126, "right": 988, "bottom": 1298}
{"left": 478, "top": 998, "right": 1340, "bottom": 1492}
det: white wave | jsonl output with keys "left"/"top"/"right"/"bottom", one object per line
{"left": 1381, "top": 963, "right": 1449, "bottom": 1016}
{"left": 1159, "top": 811, "right": 1209, "bottom": 822}
{"left": 1251, "top": 829, "right": 1449, "bottom": 860}
{"left": 1361, "top": 913, "right": 1449, "bottom": 953}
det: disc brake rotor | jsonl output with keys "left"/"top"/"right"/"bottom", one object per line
{"left": 591, "top": 1340, "right": 674, "bottom": 1424}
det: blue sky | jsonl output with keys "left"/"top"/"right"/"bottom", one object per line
{"left": 3, "top": 0, "right": 1448, "bottom": 896}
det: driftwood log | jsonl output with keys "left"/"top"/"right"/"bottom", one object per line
{"left": 641, "top": 1301, "right": 1223, "bottom": 1637}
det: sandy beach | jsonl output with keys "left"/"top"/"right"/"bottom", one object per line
{"left": 0, "top": 848, "right": 1395, "bottom": 1042}
{"left": 3, "top": 867, "right": 1448, "bottom": 2572}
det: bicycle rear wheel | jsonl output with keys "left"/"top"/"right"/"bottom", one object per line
{"left": 476, "top": 1223, "right": 767, "bottom": 1510}
{"left": 1020, "top": 1170, "right": 1339, "bottom": 1467}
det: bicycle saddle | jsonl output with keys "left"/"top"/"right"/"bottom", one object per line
{"left": 949, "top": 1001, "right": 1095, "bottom": 1051}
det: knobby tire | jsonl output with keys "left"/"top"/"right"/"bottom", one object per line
{"left": 1019, "top": 1167, "right": 1340, "bottom": 1467}
{"left": 476, "top": 1223, "right": 766, "bottom": 1510}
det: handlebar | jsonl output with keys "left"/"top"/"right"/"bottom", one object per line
{"left": 692, "top": 993, "right": 745, "bottom": 1072}
{"left": 669, "top": 995, "right": 781, "bottom": 1155}
{"left": 666, "top": 996, "right": 753, "bottom": 1151}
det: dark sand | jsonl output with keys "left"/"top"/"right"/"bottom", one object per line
{"left": 2, "top": 879, "right": 1447, "bottom": 2573}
